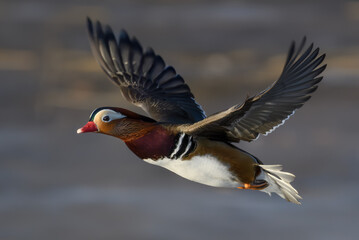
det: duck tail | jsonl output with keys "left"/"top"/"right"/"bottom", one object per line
{"left": 258, "top": 164, "right": 302, "bottom": 204}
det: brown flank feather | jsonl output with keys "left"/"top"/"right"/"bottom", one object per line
{"left": 184, "top": 138, "right": 260, "bottom": 184}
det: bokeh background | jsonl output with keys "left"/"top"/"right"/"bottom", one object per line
{"left": 1, "top": 0, "right": 358, "bottom": 239}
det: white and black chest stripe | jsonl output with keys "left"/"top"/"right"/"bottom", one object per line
{"left": 169, "top": 133, "right": 196, "bottom": 159}
{"left": 144, "top": 133, "right": 240, "bottom": 188}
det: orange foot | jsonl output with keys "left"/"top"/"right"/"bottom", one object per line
{"left": 237, "top": 181, "right": 268, "bottom": 190}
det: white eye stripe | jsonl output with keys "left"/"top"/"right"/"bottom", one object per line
{"left": 107, "top": 111, "right": 126, "bottom": 120}
{"left": 96, "top": 109, "right": 126, "bottom": 123}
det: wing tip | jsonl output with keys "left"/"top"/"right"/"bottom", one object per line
{"left": 86, "top": 16, "right": 92, "bottom": 25}
{"left": 300, "top": 36, "right": 307, "bottom": 47}
{"left": 86, "top": 17, "right": 94, "bottom": 38}
{"left": 119, "top": 29, "right": 130, "bottom": 42}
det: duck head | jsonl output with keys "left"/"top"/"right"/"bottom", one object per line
{"left": 77, "top": 107, "right": 157, "bottom": 141}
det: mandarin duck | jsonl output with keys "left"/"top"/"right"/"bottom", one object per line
{"left": 78, "top": 18, "right": 326, "bottom": 204}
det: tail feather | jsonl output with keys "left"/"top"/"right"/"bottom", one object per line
{"left": 262, "top": 165, "right": 296, "bottom": 183}
{"left": 259, "top": 164, "right": 302, "bottom": 204}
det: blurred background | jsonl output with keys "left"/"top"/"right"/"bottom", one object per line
{"left": 1, "top": 0, "right": 358, "bottom": 239}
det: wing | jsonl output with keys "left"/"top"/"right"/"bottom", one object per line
{"left": 87, "top": 18, "right": 206, "bottom": 124}
{"left": 182, "top": 38, "right": 326, "bottom": 142}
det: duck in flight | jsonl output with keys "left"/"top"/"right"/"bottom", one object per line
{"left": 78, "top": 18, "right": 326, "bottom": 204}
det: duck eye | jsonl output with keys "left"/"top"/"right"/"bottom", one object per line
{"left": 102, "top": 115, "right": 110, "bottom": 122}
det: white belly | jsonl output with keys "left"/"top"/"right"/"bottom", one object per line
{"left": 143, "top": 154, "right": 239, "bottom": 188}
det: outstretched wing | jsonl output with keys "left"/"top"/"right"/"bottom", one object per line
{"left": 182, "top": 38, "right": 326, "bottom": 142}
{"left": 87, "top": 18, "right": 206, "bottom": 124}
